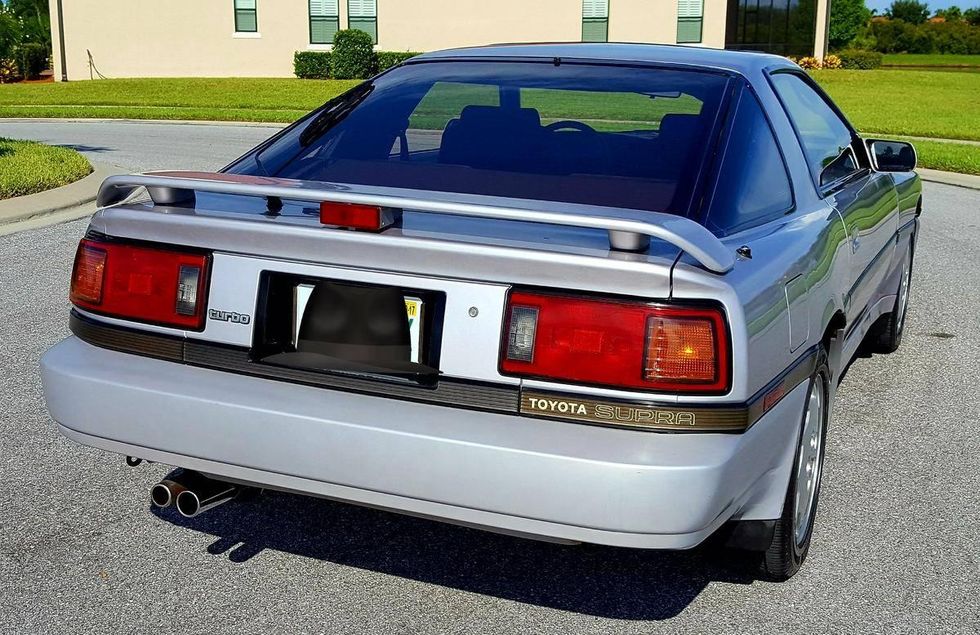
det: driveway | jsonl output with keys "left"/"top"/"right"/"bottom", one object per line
{"left": 0, "top": 120, "right": 978, "bottom": 633}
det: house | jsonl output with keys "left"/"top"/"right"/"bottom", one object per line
{"left": 48, "top": 0, "right": 829, "bottom": 80}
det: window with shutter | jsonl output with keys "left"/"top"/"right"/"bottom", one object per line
{"left": 348, "top": 0, "right": 378, "bottom": 44}
{"left": 234, "top": 0, "right": 257, "bottom": 33}
{"left": 582, "top": 0, "right": 609, "bottom": 42}
{"left": 677, "top": 0, "right": 703, "bottom": 43}
{"left": 310, "top": 0, "right": 340, "bottom": 44}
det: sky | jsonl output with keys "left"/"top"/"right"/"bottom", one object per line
{"left": 867, "top": 0, "right": 980, "bottom": 13}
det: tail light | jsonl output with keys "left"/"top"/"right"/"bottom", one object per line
{"left": 501, "top": 291, "right": 730, "bottom": 393}
{"left": 320, "top": 202, "right": 399, "bottom": 232}
{"left": 69, "top": 237, "right": 210, "bottom": 330}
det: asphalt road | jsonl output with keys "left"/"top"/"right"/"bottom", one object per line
{"left": 1, "top": 121, "right": 979, "bottom": 633}
{"left": 0, "top": 119, "right": 282, "bottom": 172}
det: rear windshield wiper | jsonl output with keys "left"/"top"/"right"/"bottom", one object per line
{"left": 299, "top": 82, "right": 376, "bottom": 147}
{"left": 250, "top": 82, "right": 376, "bottom": 176}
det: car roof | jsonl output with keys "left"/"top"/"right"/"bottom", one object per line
{"left": 414, "top": 42, "right": 796, "bottom": 76}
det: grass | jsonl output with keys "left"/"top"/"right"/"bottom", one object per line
{"left": 894, "top": 137, "right": 980, "bottom": 175}
{"left": 0, "top": 78, "right": 360, "bottom": 123}
{"left": 0, "top": 138, "right": 92, "bottom": 199}
{"left": 881, "top": 53, "right": 980, "bottom": 67}
{"left": 0, "top": 72, "right": 976, "bottom": 174}
{"left": 811, "top": 69, "right": 980, "bottom": 142}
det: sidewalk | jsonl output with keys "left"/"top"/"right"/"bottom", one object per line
{"left": 0, "top": 161, "right": 121, "bottom": 236}
{"left": 917, "top": 168, "right": 980, "bottom": 191}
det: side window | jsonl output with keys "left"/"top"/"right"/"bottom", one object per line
{"left": 707, "top": 89, "right": 793, "bottom": 235}
{"left": 310, "top": 0, "right": 340, "bottom": 44}
{"left": 348, "top": 0, "right": 378, "bottom": 44}
{"left": 582, "top": 0, "right": 609, "bottom": 42}
{"left": 677, "top": 0, "right": 704, "bottom": 43}
{"left": 770, "top": 72, "right": 858, "bottom": 188}
{"left": 234, "top": 0, "right": 258, "bottom": 33}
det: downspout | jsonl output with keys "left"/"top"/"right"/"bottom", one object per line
{"left": 56, "top": 0, "right": 68, "bottom": 81}
{"left": 822, "top": 0, "right": 832, "bottom": 59}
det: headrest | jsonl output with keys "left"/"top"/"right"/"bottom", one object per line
{"left": 458, "top": 105, "right": 542, "bottom": 129}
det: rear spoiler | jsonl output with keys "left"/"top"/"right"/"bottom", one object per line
{"left": 97, "top": 171, "right": 735, "bottom": 274}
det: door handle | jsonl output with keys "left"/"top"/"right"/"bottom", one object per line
{"left": 850, "top": 225, "right": 861, "bottom": 253}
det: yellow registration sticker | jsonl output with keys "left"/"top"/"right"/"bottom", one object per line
{"left": 404, "top": 297, "right": 423, "bottom": 362}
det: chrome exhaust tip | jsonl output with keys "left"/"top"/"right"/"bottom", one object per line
{"left": 150, "top": 478, "right": 190, "bottom": 509}
{"left": 174, "top": 477, "right": 238, "bottom": 518}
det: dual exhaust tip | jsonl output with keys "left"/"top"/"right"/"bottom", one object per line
{"left": 151, "top": 471, "right": 239, "bottom": 518}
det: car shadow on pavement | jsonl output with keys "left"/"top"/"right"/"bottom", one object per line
{"left": 152, "top": 478, "right": 759, "bottom": 620}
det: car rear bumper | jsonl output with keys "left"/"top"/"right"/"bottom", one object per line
{"left": 41, "top": 336, "right": 806, "bottom": 549}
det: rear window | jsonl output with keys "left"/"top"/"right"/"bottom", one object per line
{"left": 230, "top": 61, "right": 729, "bottom": 215}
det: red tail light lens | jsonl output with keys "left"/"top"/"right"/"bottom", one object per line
{"left": 69, "top": 238, "right": 209, "bottom": 330}
{"left": 320, "top": 202, "right": 384, "bottom": 231}
{"left": 501, "top": 291, "right": 730, "bottom": 393}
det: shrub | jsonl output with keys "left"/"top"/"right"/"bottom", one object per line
{"left": 797, "top": 56, "right": 822, "bottom": 69}
{"left": 16, "top": 42, "right": 47, "bottom": 80}
{"left": 0, "top": 58, "right": 20, "bottom": 84}
{"left": 376, "top": 51, "right": 420, "bottom": 72}
{"left": 823, "top": 54, "right": 843, "bottom": 69}
{"left": 294, "top": 51, "right": 331, "bottom": 79}
{"left": 331, "top": 29, "right": 376, "bottom": 79}
{"left": 837, "top": 48, "right": 884, "bottom": 69}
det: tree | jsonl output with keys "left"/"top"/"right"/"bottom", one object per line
{"left": 886, "top": 0, "right": 931, "bottom": 24}
{"left": 0, "top": 5, "right": 22, "bottom": 60}
{"left": 3, "top": 0, "right": 49, "bottom": 49}
{"left": 962, "top": 7, "right": 980, "bottom": 25}
{"left": 933, "top": 6, "right": 962, "bottom": 21}
{"left": 829, "top": 0, "right": 873, "bottom": 49}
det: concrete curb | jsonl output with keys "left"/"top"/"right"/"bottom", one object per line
{"left": 918, "top": 168, "right": 980, "bottom": 191}
{"left": 0, "top": 161, "right": 121, "bottom": 234}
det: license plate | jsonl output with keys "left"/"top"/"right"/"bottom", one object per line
{"left": 293, "top": 285, "right": 424, "bottom": 363}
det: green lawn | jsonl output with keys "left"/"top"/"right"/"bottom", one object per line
{"left": 0, "top": 138, "right": 92, "bottom": 199}
{"left": 881, "top": 53, "right": 980, "bottom": 67}
{"left": 895, "top": 137, "right": 980, "bottom": 175}
{"left": 0, "top": 72, "right": 977, "bottom": 174}
{"left": 0, "top": 78, "right": 361, "bottom": 123}
{"left": 811, "top": 69, "right": 979, "bottom": 142}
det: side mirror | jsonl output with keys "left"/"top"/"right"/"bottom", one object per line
{"left": 866, "top": 139, "right": 916, "bottom": 172}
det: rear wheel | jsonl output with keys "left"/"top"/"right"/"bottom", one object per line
{"left": 870, "top": 239, "right": 913, "bottom": 354}
{"left": 759, "top": 353, "right": 830, "bottom": 581}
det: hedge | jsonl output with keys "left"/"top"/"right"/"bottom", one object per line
{"left": 866, "top": 19, "right": 980, "bottom": 54}
{"left": 331, "top": 29, "right": 376, "bottom": 79}
{"left": 836, "top": 49, "right": 884, "bottom": 69}
{"left": 293, "top": 48, "right": 421, "bottom": 79}
{"left": 16, "top": 43, "right": 47, "bottom": 80}
{"left": 376, "top": 51, "right": 420, "bottom": 72}
{"left": 294, "top": 51, "right": 331, "bottom": 79}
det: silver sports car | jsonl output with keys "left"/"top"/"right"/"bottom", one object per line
{"left": 41, "top": 44, "right": 921, "bottom": 580}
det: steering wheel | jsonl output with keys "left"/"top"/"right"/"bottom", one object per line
{"left": 544, "top": 120, "right": 597, "bottom": 134}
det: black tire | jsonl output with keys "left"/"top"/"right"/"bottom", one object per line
{"left": 870, "top": 238, "right": 914, "bottom": 354}
{"left": 759, "top": 350, "right": 831, "bottom": 581}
